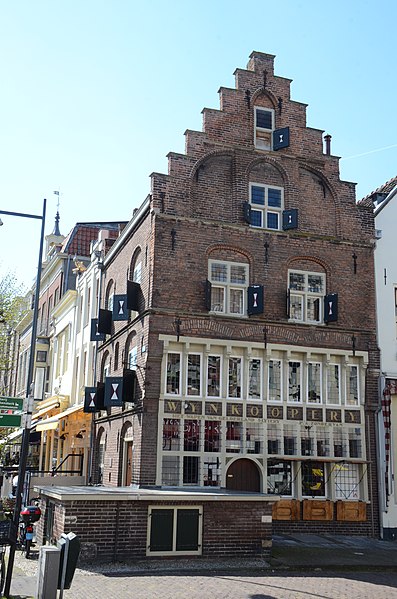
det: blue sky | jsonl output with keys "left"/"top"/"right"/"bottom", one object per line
{"left": 0, "top": 0, "right": 396, "bottom": 287}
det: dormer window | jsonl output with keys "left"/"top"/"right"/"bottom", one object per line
{"left": 255, "top": 107, "right": 274, "bottom": 150}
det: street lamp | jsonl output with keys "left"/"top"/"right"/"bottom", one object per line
{"left": 0, "top": 199, "right": 46, "bottom": 598}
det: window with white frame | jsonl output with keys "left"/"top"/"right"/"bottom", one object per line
{"left": 348, "top": 427, "right": 362, "bottom": 458}
{"left": 248, "top": 358, "right": 261, "bottom": 400}
{"left": 128, "top": 346, "right": 138, "bottom": 370}
{"left": 147, "top": 506, "right": 202, "bottom": 556}
{"left": 288, "top": 361, "right": 301, "bottom": 402}
{"left": 162, "top": 455, "right": 180, "bottom": 485}
{"left": 283, "top": 424, "right": 298, "bottom": 456}
{"left": 207, "top": 355, "right": 221, "bottom": 397}
{"left": 307, "top": 362, "right": 322, "bottom": 404}
{"left": 334, "top": 462, "right": 360, "bottom": 500}
{"left": 302, "top": 461, "right": 325, "bottom": 497}
{"left": 208, "top": 260, "right": 248, "bottom": 316}
{"left": 133, "top": 260, "right": 142, "bottom": 284}
{"left": 228, "top": 357, "right": 242, "bottom": 398}
{"left": 267, "top": 460, "right": 292, "bottom": 495}
{"left": 267, "top": 423, "right": 282, "bottom": 455}
{"left": 163, "top": 419, "right": 180, "bottom": 451}
{"left": 249, "top": 183, "right": 284, "bottom": 230}
{"left": 166, "top": 353, "right": 181, "bottom": 395}
{"left": 268, "top": 359, "right": 282, "bottom": 402}
{"left": 254, "top": 107, "right": 274, "bottom": 150}
{"left": 288, "top": 270, "right": 325, "bottom": 324}
{"left": 187, "top": 354, "right": 201, "bottom": 396}
{"left": 326, "top": 363, "right": 340, "bottom": 404}
{"left": 246, "top": 422, "right": 263, "bottom": 454}
{"left": 346, "top": 365, "right": 359, "bottom": 405}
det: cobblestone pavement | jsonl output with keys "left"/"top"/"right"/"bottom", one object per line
{"left": 8, "top": 542, "right": 397, "bottom": 599}
{"left": 61, "top": 570, "right": 397, "bottom": 599}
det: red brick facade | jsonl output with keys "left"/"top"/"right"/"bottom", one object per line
{"left": 91, "top": 51, "right": 380, "bottom": 539}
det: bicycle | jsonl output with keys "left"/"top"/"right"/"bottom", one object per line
{"left": 19, "top": 504, "right": 41, "bottom": 558}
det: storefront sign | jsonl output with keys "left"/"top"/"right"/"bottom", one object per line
{"left": 287, "top": 406, "right": 303, "bottom": 420}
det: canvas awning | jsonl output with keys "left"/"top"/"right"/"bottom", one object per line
{"left": 35, "top": 404, "right": 83, "bottom": 432}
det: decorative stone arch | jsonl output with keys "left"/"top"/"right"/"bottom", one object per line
{"left": 286, "top": 254, "right": 332, "bottom": 285}
{"left": 225, "top": 457, "right": 263, "bottom": 492}
{"left": 298, "top": 163, "right": 341, "bottom": 237}
{"left": 206, "top": 243, "right": 255, "bottom": 283}
{"left": 246, "top": 155, "right": 292, "bottom": 189}
{"left": 206, "top": 243, "right": 253, "bottom": 267}
{"left": 251, "top": 87, "right": 279, "bottom": 111}
{"left": 189, "top": 149, "right": 235, "bottom": 183}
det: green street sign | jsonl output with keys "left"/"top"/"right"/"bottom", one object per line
{"left": 0, "top": 414, "right": 22, "bottom": 428}
{"left": 0, "top": 397, "right": 24, "bottom": 411}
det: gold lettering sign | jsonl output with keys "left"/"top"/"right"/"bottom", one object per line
{"left": 164, "top": 400, "right": 182, "bottom": 414}
{"left": 345, "top": 410, "right": 361, "bottom": 424}
{"left": 306, "top": 408, "right": 323, "bottom": 422}
{"left": 205, "top": 402, "right": 223, "bottom": 416}
{"left": 287, "top": 406, "right": 303, "bottom": 421}
{"left": 184, "top": 401, "right": 202, "bottom": 415}
{"left": 247, "top": 404, "right": 263, "bottom": 418}
{"left": 326, "top": 409, "right": 341, "bottom": 423}
{"left": 227, "top": 403, "right": 243, "bottom": 417}
{"left": 267, "top": 406, "right": 283, "bottom": 420}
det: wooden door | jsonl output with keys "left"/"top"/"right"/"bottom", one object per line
{"left": 125, "top": 441, "right": 133, "bottom": 486}
{"left": 226, "top": 458, "right": 260, "bottom": 492}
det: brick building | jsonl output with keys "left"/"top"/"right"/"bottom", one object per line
{"left": 37, "top": 52, "right": 381, "bottom": 559}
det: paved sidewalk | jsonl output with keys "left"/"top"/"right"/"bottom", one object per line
{"left": 5, "top": 534, "right": 397, "bottom": 598}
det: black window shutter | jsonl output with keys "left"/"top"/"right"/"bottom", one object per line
{"left": 97, "top": 309, "right": 112, "bottom": 334}
{"left": 205, "top": 280, "right": 212, "bottom": 311}
{"left": 243, "top": 201, "right": 252, "bottom": 224}
{"left": 113, "top": 294, "right": 129, "bottom": 321}
{"left": 176, "top": 509, "right": 200, "bottom": 551}
{"left": 96, "top": 382, "right": 105, "bottom": 410}
{"left": 324, "top": 293, "right": 338, "bottom": 323}
{"left": 104, "top": 376, "right": 124, "bottom": 407}
{"left": 150, "top": 509, "right": 174, "bottom": 552}
{"left": 127, "top": 280, "right": 141, "bottom": 312}
{"left": 273, "top": 127, "right": 290, "bottom": 150}
{"left": 123, "top": 369, "right": 137, "bottom": 403}
{"left": 90, "top": 318, "right": 105, "bottom": 341}
{"left": 247, "top": 285, "right": 264, "bottom": 315}
{"left": 282, "top": 209, "right": 298, "bottom": 230}
{"left": 84, "top": 387, "right": 101, "bottom": 413}
{"left": 286, "top": 289, "right": 291, "bottom": 318}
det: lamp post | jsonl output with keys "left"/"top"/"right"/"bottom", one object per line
{"left": 0, "top": 199, "right": 46, "bottom": 598}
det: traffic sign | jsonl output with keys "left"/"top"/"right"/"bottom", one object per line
{"left": 0, "top": 414, "right": 22, "bottom": 427}
{"left": 0, "top": 397, "right": 24, "bottom": 411}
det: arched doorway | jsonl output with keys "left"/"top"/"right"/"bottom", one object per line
{"left": 226, "top": 458, "right": 261, "bottom": 492}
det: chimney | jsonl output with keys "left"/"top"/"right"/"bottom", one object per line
{"left": 324, "top": 134, "right": 332, "bottom": 155}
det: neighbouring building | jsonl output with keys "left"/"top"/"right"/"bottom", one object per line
{"left": 1, "top": 219, "right": 124, "bottom": 491}
{"left": 360, "top": 176, "right": 397, "bottom": 540}
{"left": 36, "top": 52, "right": 381, "bottom": 562}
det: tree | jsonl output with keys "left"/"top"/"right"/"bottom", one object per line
{"left": 0, "top": 271, "right": 28, "bottom": 396}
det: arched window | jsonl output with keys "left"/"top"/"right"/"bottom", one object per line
{"left": 104, "top": 280, "right": 114, "bottom": 311}
{"left": 129, "top": 249, "right": 142, "bottom": 284}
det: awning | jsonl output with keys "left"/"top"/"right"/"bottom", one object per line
{"left": 35, "top": 404, "right": 83, "bottom": 432}
{"left": 36, "top": 421, "right": 59, "bottom": 432}
{"left": 33, "top": 402, "right": 60, "bottom": 419}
